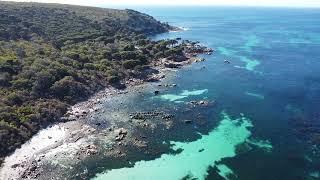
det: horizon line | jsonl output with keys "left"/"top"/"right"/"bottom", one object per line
{"left": 2, "top": 0, "right": 320, "bottom": 9}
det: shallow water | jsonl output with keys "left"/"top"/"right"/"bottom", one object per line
{"left": 93, "top": 112, "right": 271, "bottom": 180}
{"left": 92, "top": 6, "right": 320, "bottom": 180}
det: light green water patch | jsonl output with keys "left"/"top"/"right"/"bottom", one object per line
{"left": 218, "top": 47, "right": 262, "bottom": 73}
{"left": 247, "top": 139, "right": 272, "bottom": 152}
{"left": 309, "top": 33, "right": 320, "bottom": 44}
{"left": 309, "top": 171, "right": 320, "bottom": 178}
{"left": 285, "top": 104, "right": 303, "bottom": 115}
{"left": 304, "top": 155, "right": 313, "bottom": 163}
{"left": 234, "top": 66, "right": 263, "bottom": 75}
{"left": 243, "top": 35, "right": 260, "bottom": 52}
{"left": 217, "top": 47, "right": 235, "bottom": 56}
{"left": 92, "top": 112, "right": 271, "bottom": 180}
{"left": 238, "top": 56, "right": 261, "bottom": 71}
{"left": 157, "top": 94, "right": 186, "bottom": 102}
{"left": 180, "top": 89, "right": 208, "bottom": 96}
{"left": 154, "top": 89, "right": 208, "bottom": 102}
{"left": 245, "top": 92, "right": 265, "bottom": 100}
{"left": 216, "top": 164, "right": 236, "bottom": 179}
{"left": 174, "top": 100, "right": 185, "bottom": 104}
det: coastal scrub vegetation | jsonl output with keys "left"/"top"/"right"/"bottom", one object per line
{"left": 0, "top": 2, "right": 188, "bottom": 162}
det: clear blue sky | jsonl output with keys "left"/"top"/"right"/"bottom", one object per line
{"left": 4, "top": 0, "right": 320, "bottom": 7}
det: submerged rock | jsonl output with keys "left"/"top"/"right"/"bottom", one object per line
{"left": 184, "top": 120, "right": 193, "bottom": 124}
{"left": 162, "top": 114, "right": 175, "bottom": 120}
{"left": 86, "top": 144, "right": 98, "bottom": 155}
{"left": 194, "top": 58, "right": 205, "bottom": 63}
{"left": 131, "top": 111, "right": 174, "bottom": 121}
{"left": 118, "top": 128, "right": 128, "bottom": 135}
{"left": 224, "top": 60, "right": 231, "bottom": 64}
{"left": 164, "top": 62, "right": 180, "bottom": 68}
{"left": 115, "top": 128, "right": 128, "bottom": 142}
{"left": 115, "top": 134, "right": 126, "bottom": 141}
{"left": 145, "top": 74, "right": 165, "bottom": 82}
{"left": 187, "top": 100, "right": 210, "bottom": 106}
{"left": 154, "top": 90, "right": 160, "bottom": 95}
{"left": 11, "top": 163, "right": 20, "bottom": 168}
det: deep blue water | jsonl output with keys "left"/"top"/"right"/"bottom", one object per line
{"left": 100, "top": 6, "right": 320, "bottom": 179}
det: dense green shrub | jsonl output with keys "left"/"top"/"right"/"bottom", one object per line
{"left": 50, "top": 76, "right": 87, "bottom": 101}
{"left": 108, "top": 75, "right": 120, "bottom": 84}
{"left": 122, "top": 59, "right": 141, "bottom": 69}
{"left": 6, "top": 92, "right": 24, "bottom": 105}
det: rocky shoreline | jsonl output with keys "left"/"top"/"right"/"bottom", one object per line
{"left": 63, "top": 40, "right": 213, "bottom": 123}
{"left": 0, "top": 41, "right": 213, "bottom": 180}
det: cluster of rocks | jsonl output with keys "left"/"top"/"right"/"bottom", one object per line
{"left": 158, "top": 83, "right": 177, "bottom": 88}
{"left": 76, "top": 144, "right": 98, "bottom": 158}
{"left": 21, "top": 161, "right": 42, "bottom": 179}
{"left": 169, "top": 55, "right": 188, "bottom": 62}
{"left": 185, "top": 43, "right": 214, "bottom": 55}
{"left": 145, "top": 74, "right": 166, "bottom": 82}
{"left": 130, "top": 111, "right": 175, "bottom": 121}
{"left": 289, "top": 117, "right": 320, "bottom": 145}
{"left": 193, "top": 57, "right": 206, "bottom": 63}
{"left": 164, "top": 62, "right": 180, "bottom": 68}
{"left": 187, "top": 100, "right": 211, "bottom": 106}
{"left": 61, "top": 87, "right": 129, "bottom": 122}
{"left": 159, "top": 42, "right": 213, "bottom": 70}
{"left": 132, "top": 138, "right": 148, "bottom": 148}
{"left": 125, "top": 78, "right": 144, "bottom": 86}
{"left": 85, "top": 144, "right": 98, "bottom": 156}
{"left": 115, "top": 128, "right": 128, "bottom": 142}
{"left": 63, "top": 102, "right": 102, "bottom": 121}
{"left": 154, "top": 84, "right": 177, "bottom": 95}
{"left": 67, "top": 109, "right": 89, "bottom": 119}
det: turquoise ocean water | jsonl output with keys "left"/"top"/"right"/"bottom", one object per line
{"left": 93, "top": 6, "right": 320, "bottom": 180}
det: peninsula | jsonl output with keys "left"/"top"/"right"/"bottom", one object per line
{"left": 0, "top": 1, "right": 213, "bottom": 167}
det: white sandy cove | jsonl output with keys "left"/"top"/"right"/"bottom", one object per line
{"left": 0, "top": 125, "right": 67, "bottom": 179}
{"left": 0, "top": 121, "right": 97, "bottom": 179}
{"left": 93, "top": 111, "right": 272, "bottom": 180}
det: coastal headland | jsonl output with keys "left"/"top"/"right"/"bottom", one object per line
{"left": 0, "top": 2, "right": 213, "bottom": 179}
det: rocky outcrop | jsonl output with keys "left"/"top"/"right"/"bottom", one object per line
{"left": 185, "top": 43, "right": 214, "bottom": 54}
{"left": 115, "top": 128, "right": 128, "bottom": 142}
{"left": 130, "top": 111, "right": 174, "bottom": 120}
{"left": 187, "top": 100, "right": 212, "bottom": 106}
